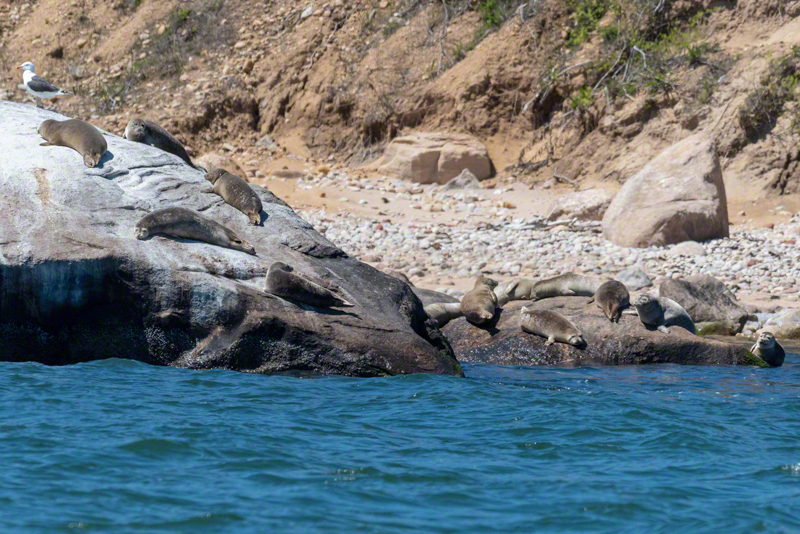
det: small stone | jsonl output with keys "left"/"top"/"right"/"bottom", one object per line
{"left": 320, "top": 192, "right": 326, "bottom": 198}
{"left": 242, "top": 59, "right": 254, "bottom": 73}
{"left": 359, "top": 199, "right": 368, "bottom": 205}
{"left": 317, "top": 165, "right": 331, "bottom": 175}
{"left": 234, "top": 41, "right": 247, "bottom": 49}
{"left": 301, "top": 6, "right": 314, "bottom": 18}
{"left": 158, "top": 24, "right": 167, "bottom": 35}
{"left": 502, "top": 201, "right": 516, "bottom": 209}
{"left": 75, "top": 38, "right": 87, "bottom": 48}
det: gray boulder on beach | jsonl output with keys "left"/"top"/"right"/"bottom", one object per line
{"left": 616, "top": 267, "right": 653, "bottom": 291}
{"left": 546, "top": 188, "right": 615, "bottom": 222}
{"left": 602, "top": 133, "right": 729, "bottom": 248}
{"left": 442, "top": 300, "right": 764, "bottom": 367}
{"left": 659, "top": 275, "right": 750, "bottom": 335}
{"left": 0, "top": 102, "right": 462, "bottom": 377}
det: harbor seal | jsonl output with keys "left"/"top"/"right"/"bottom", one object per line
{"left": 266, "top": 262, "right": 353, "bottom": 307}
{"left": 204, "top": 168, "right": 263, "bottom": 225}
{"left": 531, "top": 273, "right": 602, "bottom": 300}
{"left": 631, "top": 293, "right": 696, "bottom": 334}
{"left": 588, "top": 280, "right": 630, "bottom": 323}
{"left": 424, "top": 303, "right": 462, "bottom": 327}
{"left": 750, "top": 331, "right": 785, "bottom": 367}
{"left": 520, "top": 307, "right": 586, "bottom": 347}
{"left": 494, "top": 279, "right": 536, "bottom": 305}
{"left": 461, "top": 276, "right": 498, "bottom": 326}
{"left": 134, "top": 207, "right": 256, "bottom": 255}
{"left": 124, "top": 118, "right": 195, "bottom": 167}
{"left": 38, "top": 118, "right": 107, "bottom": 168}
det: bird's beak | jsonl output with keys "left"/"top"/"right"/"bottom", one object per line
{"left": 16, "top": 65, "right": 23, "bottom": 70}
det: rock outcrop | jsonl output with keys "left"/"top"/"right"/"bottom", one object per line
{"left": 378, "top": 132, "right": 492, "bottom": 184}
{"left": 547, "top": 188, "right": 615, "bottom": 221}
{"left": 602, "top": 133, "right": 729, "bottom": 248}
{"left": 442, "top": 300, "right": 760, "bottom": 367}
{"left": 0, "top": 102, "right": 462, "bottom": 378}
{"left": 195, "top": 152, "right": 246, "bottom": 177}
{"left": 659, "top": 275, "right": 750, "bottom": 335}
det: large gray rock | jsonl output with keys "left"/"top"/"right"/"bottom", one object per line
{"left": 659, "top": 275, "right": 750, "bottom": 335}
{"left": 546, "top": 188, "right": 615, "bottom": 222}
{"left": 602, "top": 133, "right": 729, "bottom": 247}
{"left": 764, "top": 309, "right": 800, "bottom": 339}
{"left": 616, "top": 267, "right": 652, "bottom": 291}
{"left": 0, "top": 102, "right": 462, "bottom": 377}
{"left": 442, "top": 300, "right": 760, "bottom": 367}
{"left": 378, "top": 132, "right": 492, "bottom": 184}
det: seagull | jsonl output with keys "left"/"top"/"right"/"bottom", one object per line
{"left": 17, "top": 61, "right": 72, "bottom": 109}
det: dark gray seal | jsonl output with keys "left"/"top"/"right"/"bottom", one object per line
{"left": 750, "top": 331, "right": 785, "bottom": 367}
{"left": 39, "top": 118, "right": 107, "bottom": 168}
{"left": 124, "top": 118, "right": 194, "bottom": 167}
{"left": 134, "top": 207, "right": 256, "bottom": 255}
{"left": 520, "top": 307, "right": 586, "bottom": 347}
{"left": 204, "top": 168, "right": 263, "bottom": 225}
{"left": 589, "top": 280, "right": 630, "bottom": 323}
{"left": 461, "top": 276, "right": 498, "bottom": 326}
{"left": 265, "top": 262, "right": 353, "bottom": 307}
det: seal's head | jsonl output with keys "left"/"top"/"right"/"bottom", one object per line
{"left": 205, "top": 168, "right": 227, "bottom": 185}
{"left": 38, "top": 119, "right": 55, "bottom": 138}
{"left": 568, "top": 334, "right": 586, "bottom": 347}
{"left": 134, "top": 225, "right": 149, "bottom": 240}
{"left": 633, "top": 293, "right": 662, "bottom": 325}
{"left": 83, "top": 149, "right": 103, "bottom": 168}
{"left": 475, "top": 276, "right": 499, "bottom": 290}
{"left": 124, "top": 118, "right": 146, "bottom": 141}
{"left": 222, "top": 228, "right": 256, "bottom": 255}
{"left": 756, "top": 331, "right": 776, "bottom": 350}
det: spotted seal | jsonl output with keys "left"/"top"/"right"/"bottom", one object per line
{"left": 124, "top": 118, "right": 195, "bottom": 167}
{"left": 204, "top": 168, "right": 264, "bottom": 225}
{"left": 38, "top": 118, "right": 107, "bottom": 168}
{"left": 588, "top": 280, "right": 630, "bottom": 323}
{"left": 424, "top": 303, "right": 462, "bottom": 327}
{"left": 519, "top": 307, "right": 586, "bottom": 347}
{"left": 631, "top": 293, "right": 696, "bottom": 334}
{"left": 750, "top": 331, "right": 785, "bottom": 367}
{"left": 531, "top": 273, "right": 602, "bottom": 300}
{"left": 265, "top": 262, "right": 353, "bottom": 307}
{"left": 134, "top": 207, "right": 256, "bottom": 255}
{"left": 461, "top": 276, "right": 498, "bottom": 325}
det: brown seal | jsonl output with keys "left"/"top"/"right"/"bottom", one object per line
{"left": 750, "top": 331, "right": 785, "bottom": 367}
{"left": 124, "top": 118, "right": 195, "bottom": 167}
{"left": 461, "top": 276, "right": 498, "bottom": 326}
{"left": 265, "top": 262, "right": 353, "bottom": 307}
{"left": 588, "top": 280, "right": 630, "bottom": 323}
{"left": 520, "top": 307, "right": 586, "bottom": 347}
{"left": 424, "top": 303, "right": 462, "bottom": 327}
{"left": 39, "top": 118, "right": 107, "bottom": 168}
{"left": 134, "top": 207, "right": 256, "bottom": 255}
{"left": 204, "top": 168, "right": 263, "bottom": 225}
{"left": 531, "top": 273, "right": 601, "bottom": 300}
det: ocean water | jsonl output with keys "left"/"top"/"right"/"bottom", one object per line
{"left": 1, "top": 357, "right": 799, "bottom": 534}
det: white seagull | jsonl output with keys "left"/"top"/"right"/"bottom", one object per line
{"left": 17, "top": 61, "right": 72, "bottom": 109}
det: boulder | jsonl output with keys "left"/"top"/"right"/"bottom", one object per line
{"left": 602, "top": 133, "right": 729, "bottom": 247}
{"left": 616, "top": 267, "right": 652, "bottom": 291}
{"left": 546, "top": 188, "right": 615, "bottom": 222}
{"left": 659, "top": 275, "right": 750, "bottom": 335}
{"left": 666, "top": 241, "right": 707, "bottom": 257}
{"left": 378, "top": 132, "right": 492, "bottom": 184}
{"left": 195, "top": 152, "right": 246, "bottom": 178}
{"left": 442, "top": 300, "right": 760, "bottom": 367}
{"left": 442, "top": 168, "right": 483, "bottom": 190}
{"left": 764, "top": 309, "right": 800, "bottom": 339}
{"left": 0, "top": 102, "right": 462, "bottom": 378}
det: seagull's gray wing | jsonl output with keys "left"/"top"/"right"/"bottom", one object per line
{"left": 28, "top": 75, "right": 60, "bottom": 93}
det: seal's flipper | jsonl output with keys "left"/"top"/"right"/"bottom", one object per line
{"left": 40, "top": 142, "right": 52, "bottom": 146}
{"left": 658, "top": 325, "right": 670, "bottom": 334}
{"left": 749, "top": 343, "right": 758, "bottom": 353}
{"left": 545, "top": 336, "right": 555, "bottom": 346}
{"left": 564, "top": 290, "right": 576, "bottom": 296}
{"left": 201, "top": 187, "right": 216, "bottom": 194}
{"left": 587, "top": 297, "right": 595, "bottom": 304}
{"left": 622, "top": 309, "right": 639, "bottom": 316}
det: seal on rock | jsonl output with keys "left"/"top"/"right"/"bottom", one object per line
{"left": 494, "top": 279, "right": 536, "bottom": 305}
{"left": 750, "top": 331, "right": 785, "bottom": 367}
{"left": 588, "top": 280, "right": 630, "bottom": 323}
{"left": 38, "top": 118, "right": 107, "bottom": 168}
{"left": 266, "top": 262, "right": 353, "bottom": 308}
{"left": 424, "top": 303, "right": 462, "bottom": 327}
{"left": 519, "top": 307, "right": 586, "bottom": 347}
{"left": 531, "top": 273, "right": 602, "bottom": 300}
{"left": 631, "top": 293, "right": 696, "bottom": 334}
{"left": 124, "top": 118, "right": 195, "bottom": 167}
{"left": 134, "top": 207, "right": 256, "bottom": 255}
{"left": 204, "top": 168, "right": 263, "bottom": 225}
{"left": 461, "top": 276, "right": 498, "bottom": 326}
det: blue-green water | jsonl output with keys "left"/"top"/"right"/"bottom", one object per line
{"left": 1, "top": 357, "right": 800, "bottom": 533}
